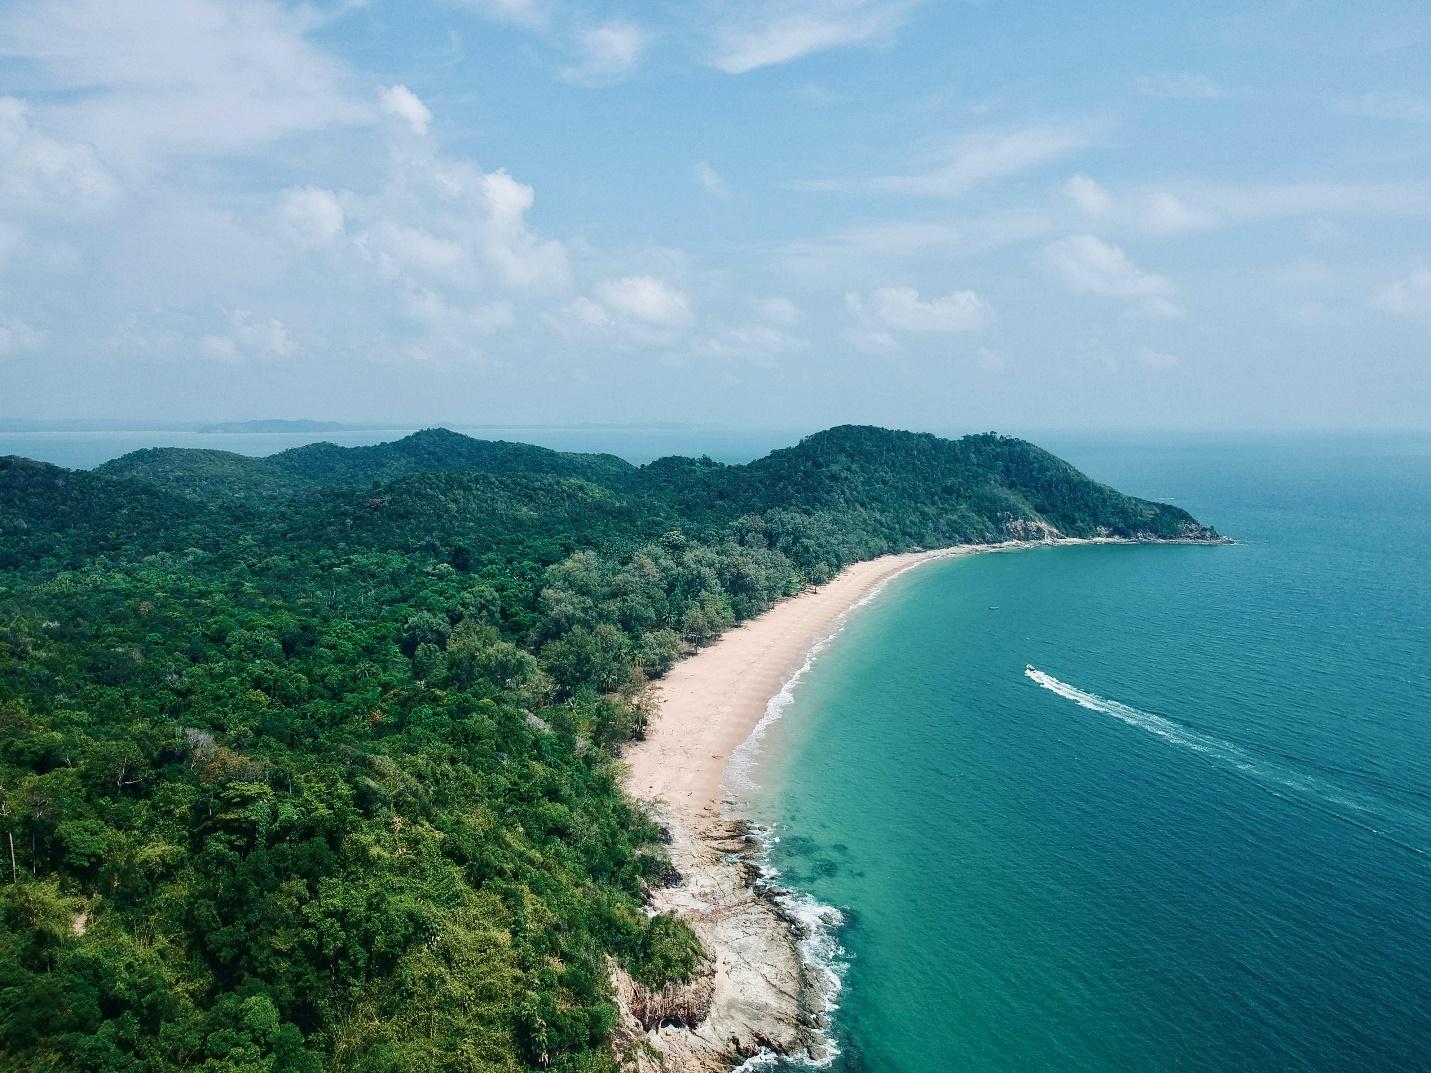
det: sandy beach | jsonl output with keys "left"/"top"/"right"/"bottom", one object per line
{"left": 612, "top": 544, "right": 1016, "bottom": 1070}
{"left": 612, "top": 538, "right": 1170, "bottom": 1070}
{"left": 626, "top": 547, "right": 954, "bottom": 820}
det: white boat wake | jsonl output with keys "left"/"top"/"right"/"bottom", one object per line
{"left": 1024, "top": 665, "right": 1428, "bottom": 859}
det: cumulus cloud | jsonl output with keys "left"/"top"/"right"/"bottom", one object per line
{"left": 1065, "top": 173, "right": 1112, "bottom": 216}
{"left": 0, "top": 96, "right": 117, "bottom": 213}
{"left": 1043, "top": 234, "right": 1182, "bottom": 317}
{"left": 200, "top": 309, "right": 295, "bottom": 361}
{"left": 277, "top": 186, "right": 345, "bottom": 247}
{"left": 592, "top": 276, "right": 693, "bottom": 327}
{"left": 708, "top": 0, "right": 922, "bottom": 74}
{"left": 561, "top": 21, "right": 651, "bottom": 85}
{"left": 849, "top": 286, "right": 992, "bottom": 332}
{"left": 1134, "top": 73, "right": 1227, "bottom": 100}
{"left": 694, "top": 160, "right": 731, "bottom": 200}
{"left": 800, "top": 124, "right": 1096, "bottom": 198}
{"left": 1373, "top": 269, "right": 1431, "bottom": 319}
{"left": 379, "top": 85, "right": 433, "bottom": 135}
{"left": 1139, "top": 191, "right": 1214, "bottom": 235}
{"left": 353, "top": 158, "right": 569, "bottom": 296}
{"left": 552, "top": 275, "right": 695, "bottom": 346}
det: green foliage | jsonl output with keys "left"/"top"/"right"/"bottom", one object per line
{"left": 0, "top": 425, "right": 1219, "bottom": 1071}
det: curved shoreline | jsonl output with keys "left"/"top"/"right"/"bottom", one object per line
{"left": 615, "top": 538, "right": 1189, "bottom": 1070}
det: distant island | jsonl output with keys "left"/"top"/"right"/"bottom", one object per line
{"left": 197, "top": 418, "right": 358, "bottom": 434}
{"left": 0, "top": 426, "right": 1224, "bottom": 1072}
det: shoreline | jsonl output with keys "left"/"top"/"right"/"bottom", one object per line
{"left": 614, "top": 537, "right": 1217, "bottom": 1070}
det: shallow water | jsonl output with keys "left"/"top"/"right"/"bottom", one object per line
{"left": 744, "top": 437, "right": 1431, "bottom": 1073}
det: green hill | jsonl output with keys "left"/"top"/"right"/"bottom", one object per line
{"left": 0, "top": 427, "right": 1222, "bottom": 1073}
{"left": 97, "top": 428, "right": 639, "bottom": 506}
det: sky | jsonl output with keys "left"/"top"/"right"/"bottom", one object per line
{"left": 0, "top": 0, "right": 1429, "bottom": 433}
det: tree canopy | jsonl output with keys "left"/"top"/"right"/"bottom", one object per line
{"left": 0, "top": 426, "right": 1218, "bottom": 1071}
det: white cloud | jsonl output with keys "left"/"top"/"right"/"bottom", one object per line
{"left": 403, "top": 289, "right": 514, "bottom": 332}
{"left": 379, "top": 85, "right": 432, "bottom": 135}
{"left": 0, "top": 0, "right": 368, "bottom": 168}
{"left": 1043, "top": 235, "right": 1181, "bottom": 317}
{"left": 566, "top": 295, "right": 613, "bottom": 329}
{"left": 230, "top": 309, "right": 294, "bottom": 357}
{"left": 850, "top": 286, "right": 992, "bottom": 332}
{"left": 1139, "top": 191, "right": 1215, "bottom": 235}
{"left": 1373, "top": 269, "right": 1431, "bottom": 319}
{"left": 592, "top": 275, "right": 693, "bottom": 327}
{"left": 1065, "top": 176, "right": 1216, "bottom": 235}
{"left": 0, "top": 314, "right": 44, "bottom": 356}
{"left": 708, "top": 0, "right": 922, "bottom": 74}
{"left": 802, "top": 124, "right": 1097, "bottom": 198}
{"left": 362, "top": 222, "right": 468, "bottom": 281}
{"left": 353, "top": 158, "right": 569, "bottom": 296}
{"left": 1152, "top": 182, "right": 1431, "bottom": 228}
{"left": 1336, "top": 91, "right": 1431, "bottom": 124}
{"left": 695, "top": 323, "right": 809, "bottom": 357}
{"left": 200, "top": 309, "right": 295, "bottom": 362}
{"left": 694, "top": 160, "right": 731, "bottom": 200}
{"left": 1063, "top": 178, "right": 1431, "bottom": 238}
{"left": 561, "top": 21, "right": 651, "bottom": 85}
{"left": 1134, "top": 73, "right": 1227, "bottom": 100}
{"left": 1065, "top": 173, "right": 1112, "bottom": 216}
{"left": 0, "top": 96, "right": 117, "bottom": 213}
{"left": 277, "top": 186, "right": 345, "bottom": 247}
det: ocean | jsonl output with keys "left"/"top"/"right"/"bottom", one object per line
{"left": 741, "top": 436, "right": 1431, "bottom": 1073}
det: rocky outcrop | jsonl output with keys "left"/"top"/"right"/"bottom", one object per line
{"left": 1003, "top": 516, "right": 1064, "bottom": 542}
{"left": 611, "top": 810, "right": 829, "bottom": 1072}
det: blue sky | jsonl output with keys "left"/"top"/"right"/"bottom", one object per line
{"left": 1, "top": 0, "right": 1428, "bottom": 431}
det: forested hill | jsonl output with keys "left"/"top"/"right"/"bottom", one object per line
{"left": 92, "top": 424, "right": 1217, "bottom": 546}
{"left": 0, "top": 427, "right": 1221, "bottom": 1073}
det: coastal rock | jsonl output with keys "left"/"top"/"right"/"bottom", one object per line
{"left": 1003, "top": 516, "right": 1064, "bottom": 542}
{"left": 613, "top": 964, "right": 715, "bottom": 1032}
{"left": 612, "top": 807, "right": 828, "bottom": 1072}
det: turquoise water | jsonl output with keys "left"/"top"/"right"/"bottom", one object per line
{"left": 747, "top": 438, "right": 1431, "bottom": 1073}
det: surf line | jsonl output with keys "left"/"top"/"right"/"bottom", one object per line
{"left": 1024, "top": 665, "right": 1429, "bottom": 860}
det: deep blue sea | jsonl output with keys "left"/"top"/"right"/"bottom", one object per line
{"left": 743, "top": 436, "right": 1431, "bottom": 1073}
